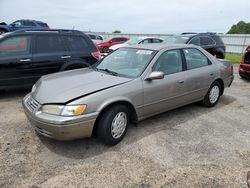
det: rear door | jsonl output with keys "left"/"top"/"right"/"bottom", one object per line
{"left": 200, "top": 36, "right": 216, "bottom": 55}
{"left": 31, "top": 34, "right": 70, "bottom": 81}
{"left": 0, "top": 35, "right": 33, "bottom": 88}
{"left": 182, "top": 48, "right": 217, "bottom": 99}
{"left": 63, "top": 35, "right": 96, "bottom": 66}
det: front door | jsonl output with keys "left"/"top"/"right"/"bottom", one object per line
{"left": 143, "top": 49, "right": 188, "bottom": 117}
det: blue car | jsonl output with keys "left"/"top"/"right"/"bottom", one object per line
{"left": 0, "top": 19, "right": 49, "bottom": 34}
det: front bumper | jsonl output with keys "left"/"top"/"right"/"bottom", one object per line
{"left": 22, "top": 94, "right": 98, "bottom": 141}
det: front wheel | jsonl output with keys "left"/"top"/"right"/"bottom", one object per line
{"left": 97, "top": 105, "right": 129, "bottom": 145}
{"left": 202, "top": 81, "right": 222, "bottom": 107}
{"left": 0, "top": 29, "right": 6, "bottom": 35}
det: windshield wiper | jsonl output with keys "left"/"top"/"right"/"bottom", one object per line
{"left": 98, "top": 68, "right": 119, "bottom": 76}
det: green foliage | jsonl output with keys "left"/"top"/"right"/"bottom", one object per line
{"left": 225, "top": 53, "right": 242, "bottom": 64}
{"left": 227, "top": 21, "right": 250, "bottom": 34}
{"left": 112, "top": 30, "right": 121, "bottom": 33}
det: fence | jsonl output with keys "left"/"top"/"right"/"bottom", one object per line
{"left": 94, "top": 32, "right": 250, "bottom": 54}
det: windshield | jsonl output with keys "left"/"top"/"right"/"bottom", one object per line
{"left": 126, "top": 38, "right": 142, "bottom": 45}
{"left": 164, "top": 35, "right": 190, "bottom": 44}
{"left": 94, "top": 48, "right": 156, "bottom": 78}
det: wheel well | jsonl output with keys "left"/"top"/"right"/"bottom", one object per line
{"left": 91, "top": 101, "right": 138, "bottom": 137}
{"left": 215, "top": 79, "right": 224, "bottom": 95}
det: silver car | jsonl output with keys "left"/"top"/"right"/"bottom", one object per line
{"left": 22, "top": 44, "right": 234, "bottom": 145}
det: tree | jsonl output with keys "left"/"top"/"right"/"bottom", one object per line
{"left": 227, "top": 21, "right": 250, "bottom": 34}
{"left": 112, "top": 30, "right": 121, "bottom": 34}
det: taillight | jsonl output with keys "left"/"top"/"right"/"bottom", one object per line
{"left": 91, "top": 51, "right": 100, "bottom": 60}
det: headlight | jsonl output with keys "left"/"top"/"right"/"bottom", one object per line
{"left": 41, "top": 105, "right": 87, "bottom": 116}
{"left": 31, "top": 84, "right": 37, "bottom": 92}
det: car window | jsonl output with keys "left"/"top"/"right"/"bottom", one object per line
{"left": 66, "top": 36, "right": 89, "bottom": 51}
{"left": 0, "top": 36, "right": 30, "bottom": 56}
{"left": 153, "top": 49, "right": 183, "bottom": 75}
{"left": 201, "top": 37, "right": 215, "bottom": 46}
{"left": 12, "top": 21, "right": 22, "bottom": 26}
{"left": 23, "top": 21, "right": 36, "bottom": 26}
{"left": 140, "top": 39, "right": 151, "bottom": 44}
{"left": 183, "top": 48, "right": 209, "bottom": 70}
{"left": 88, "top": 34, "right": 96, "bottom": 40}
{"left": 152, "top": 39, "right": 162, "bottom": 43}
{"left": 34, "top": 35, "right": 66, "bottom": 53}
{"left": 95, "top": 48, "right": 156, "bottom": 78}
{"left": 97, "top": 36, "right": 103, "bottom": 40}
{"left": 188, "top": 37, "right": 201, "bottom": 46}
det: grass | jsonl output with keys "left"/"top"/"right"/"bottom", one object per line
{"left": 225, "top": 53, "right": 242, "bottom": 64}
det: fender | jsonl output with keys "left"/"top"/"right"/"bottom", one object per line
{"left": 0, "top": 25, "right": 10, "bottom": 32}
{"left": 59, "top": 60, "right": 90, "bottom": 71}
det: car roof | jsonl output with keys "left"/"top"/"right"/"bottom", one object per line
{"left": 127, "top": 43, "right": 195, "bottom": 51}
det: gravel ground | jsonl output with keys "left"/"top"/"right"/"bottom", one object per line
{"left": 0, "top": 65, "right": 250, "bottom": 188}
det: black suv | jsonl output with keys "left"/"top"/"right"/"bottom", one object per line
{"left": 0, "top": 29, "right": 100, "bottom": 89}
{"left": 164, "top": 32, "right": 226, "bottom": 59}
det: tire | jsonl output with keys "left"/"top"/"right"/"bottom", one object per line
{"left": 0, "top": 29, "right": 6, "bottom": 35}
{"left": 202, "top": 81, "right": 222, "bottom": 107}
{"left": 97, "top": 104, "right": 130, "bottom": 145}
{"left": 102, "top": 46, "right": 109, "bottom": 53}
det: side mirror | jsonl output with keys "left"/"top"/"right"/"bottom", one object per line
{"left": 146, "top": 71, "right": 164, "bottom": 81}
{"left": 109, "top": 40, "right": 113, "bottom": 43}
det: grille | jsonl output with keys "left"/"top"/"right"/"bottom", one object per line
{"left": 25, "top": 96, "right": 40, "bottom": 112}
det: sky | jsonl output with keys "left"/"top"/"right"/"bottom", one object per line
{"left": 0, "top": 0, "right": 249, "bottom": 34}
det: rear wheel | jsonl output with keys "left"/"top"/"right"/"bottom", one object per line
{"left": 97, "top": 105, "right": 129, "bottom": 145}
{"left": 102, "top": 46, "right": 109, "bottom": 53}
{"left": 202, "top": 81, "right": 222, "bottom": 107}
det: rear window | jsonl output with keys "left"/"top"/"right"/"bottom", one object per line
{"left": 34, "top": 35, "right": 66, "bottom": 53}
{"left": 212, "top": 35, "right": 224, "bottom": 45}
{"left": 66, "top": 36, "right": 89, "bottom": 51}
{"left": 0, "top": 36, "right": 30, "bottom": 56}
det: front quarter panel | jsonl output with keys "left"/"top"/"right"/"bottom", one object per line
{"left": 68, "top": 78, "right": 144, "bottom": 119}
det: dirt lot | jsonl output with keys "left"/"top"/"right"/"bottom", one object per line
{"left": 0, "top": 65, "right": 250, "bottom": 188}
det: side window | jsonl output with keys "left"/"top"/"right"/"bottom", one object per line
{"left": 183, "top": 48, "right": 209, "bottom": 70}
{"left": 152, "top": 39, "right": 162, "bottom": 43}
{"left": 153, "top": 49, "right": 183, "bottom": 75}
{"left": 0, "top": 36, "right": 30, "bottom": 56}
{"left": 111, "top": 38, "right": 116, "bottom": 42}
{"left": 201, "top": 37, "right": 215, "bottom": 46}
{"left": 12, "top": 21, "right": 22, "bottom": 26}
{"left": 24, "top": 21, "right": 36, "bottom": 26}
{"left": 119, "top": 38, "right": 127, "bottom": 42}
{"left": 34, "top": 35, "right": 66, "bottom": 53}
{"left": 140, "top": 39, "right": 151, "bottom": 44}
{"left": 66, "top": 36, "right": 89, "bottom": 51}
{"left": 188, "top": 37, "right": 201, "bottom": 46}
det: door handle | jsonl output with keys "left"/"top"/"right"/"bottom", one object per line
{"left": 61, "top": 55, "right": 71, "bottom": 59}
{"left": 210, "top": 73, "right": 214, "bottom": 76}
{"left": 179, "top": 80, "right": 185, "bottom": 84}
{"left": 20, "top": 58, "right": 31, "bottom": 62}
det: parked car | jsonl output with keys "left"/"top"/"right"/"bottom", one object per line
{"left": 0, "top": 29, "right": 100, "bottom": 90}
{"left": 22, "top": 44, "right": 234, "bottom": 145}
{"left": 86, "top": 33, "right": 103, "bottom": 44}
{"left": 239, "top": 44, "right": 250, "bottom": 79}
{"left": 0, "top": 19, "right": 49, "bottom": 34}
{"left": 164, "top": 32, "right": 226, "bottom": 59}
{"left": 109, "top": 36, "right": 163, "bottom": 52}
{"left": 97, "top": 37, "right": 129, "bottom": 53}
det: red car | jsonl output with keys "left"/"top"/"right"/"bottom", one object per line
{"left": 239, "top": 44, "right": 250, "bottom": 79}
{"left": 97, "top": 37, "right": 129, "bottom": 53}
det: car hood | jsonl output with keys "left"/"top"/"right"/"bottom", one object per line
{"left": 32, "top": 68, "right": 132, "bottom": 104}
{"left": 109, "top": 43, "right": 128, "bottom": 50}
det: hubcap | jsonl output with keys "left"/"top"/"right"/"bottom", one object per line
{"left": 111, "top": 112, "right": 127, "bottom": 139}
{"left": 209, "top": 85, "right": 220, "bottom": 104}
